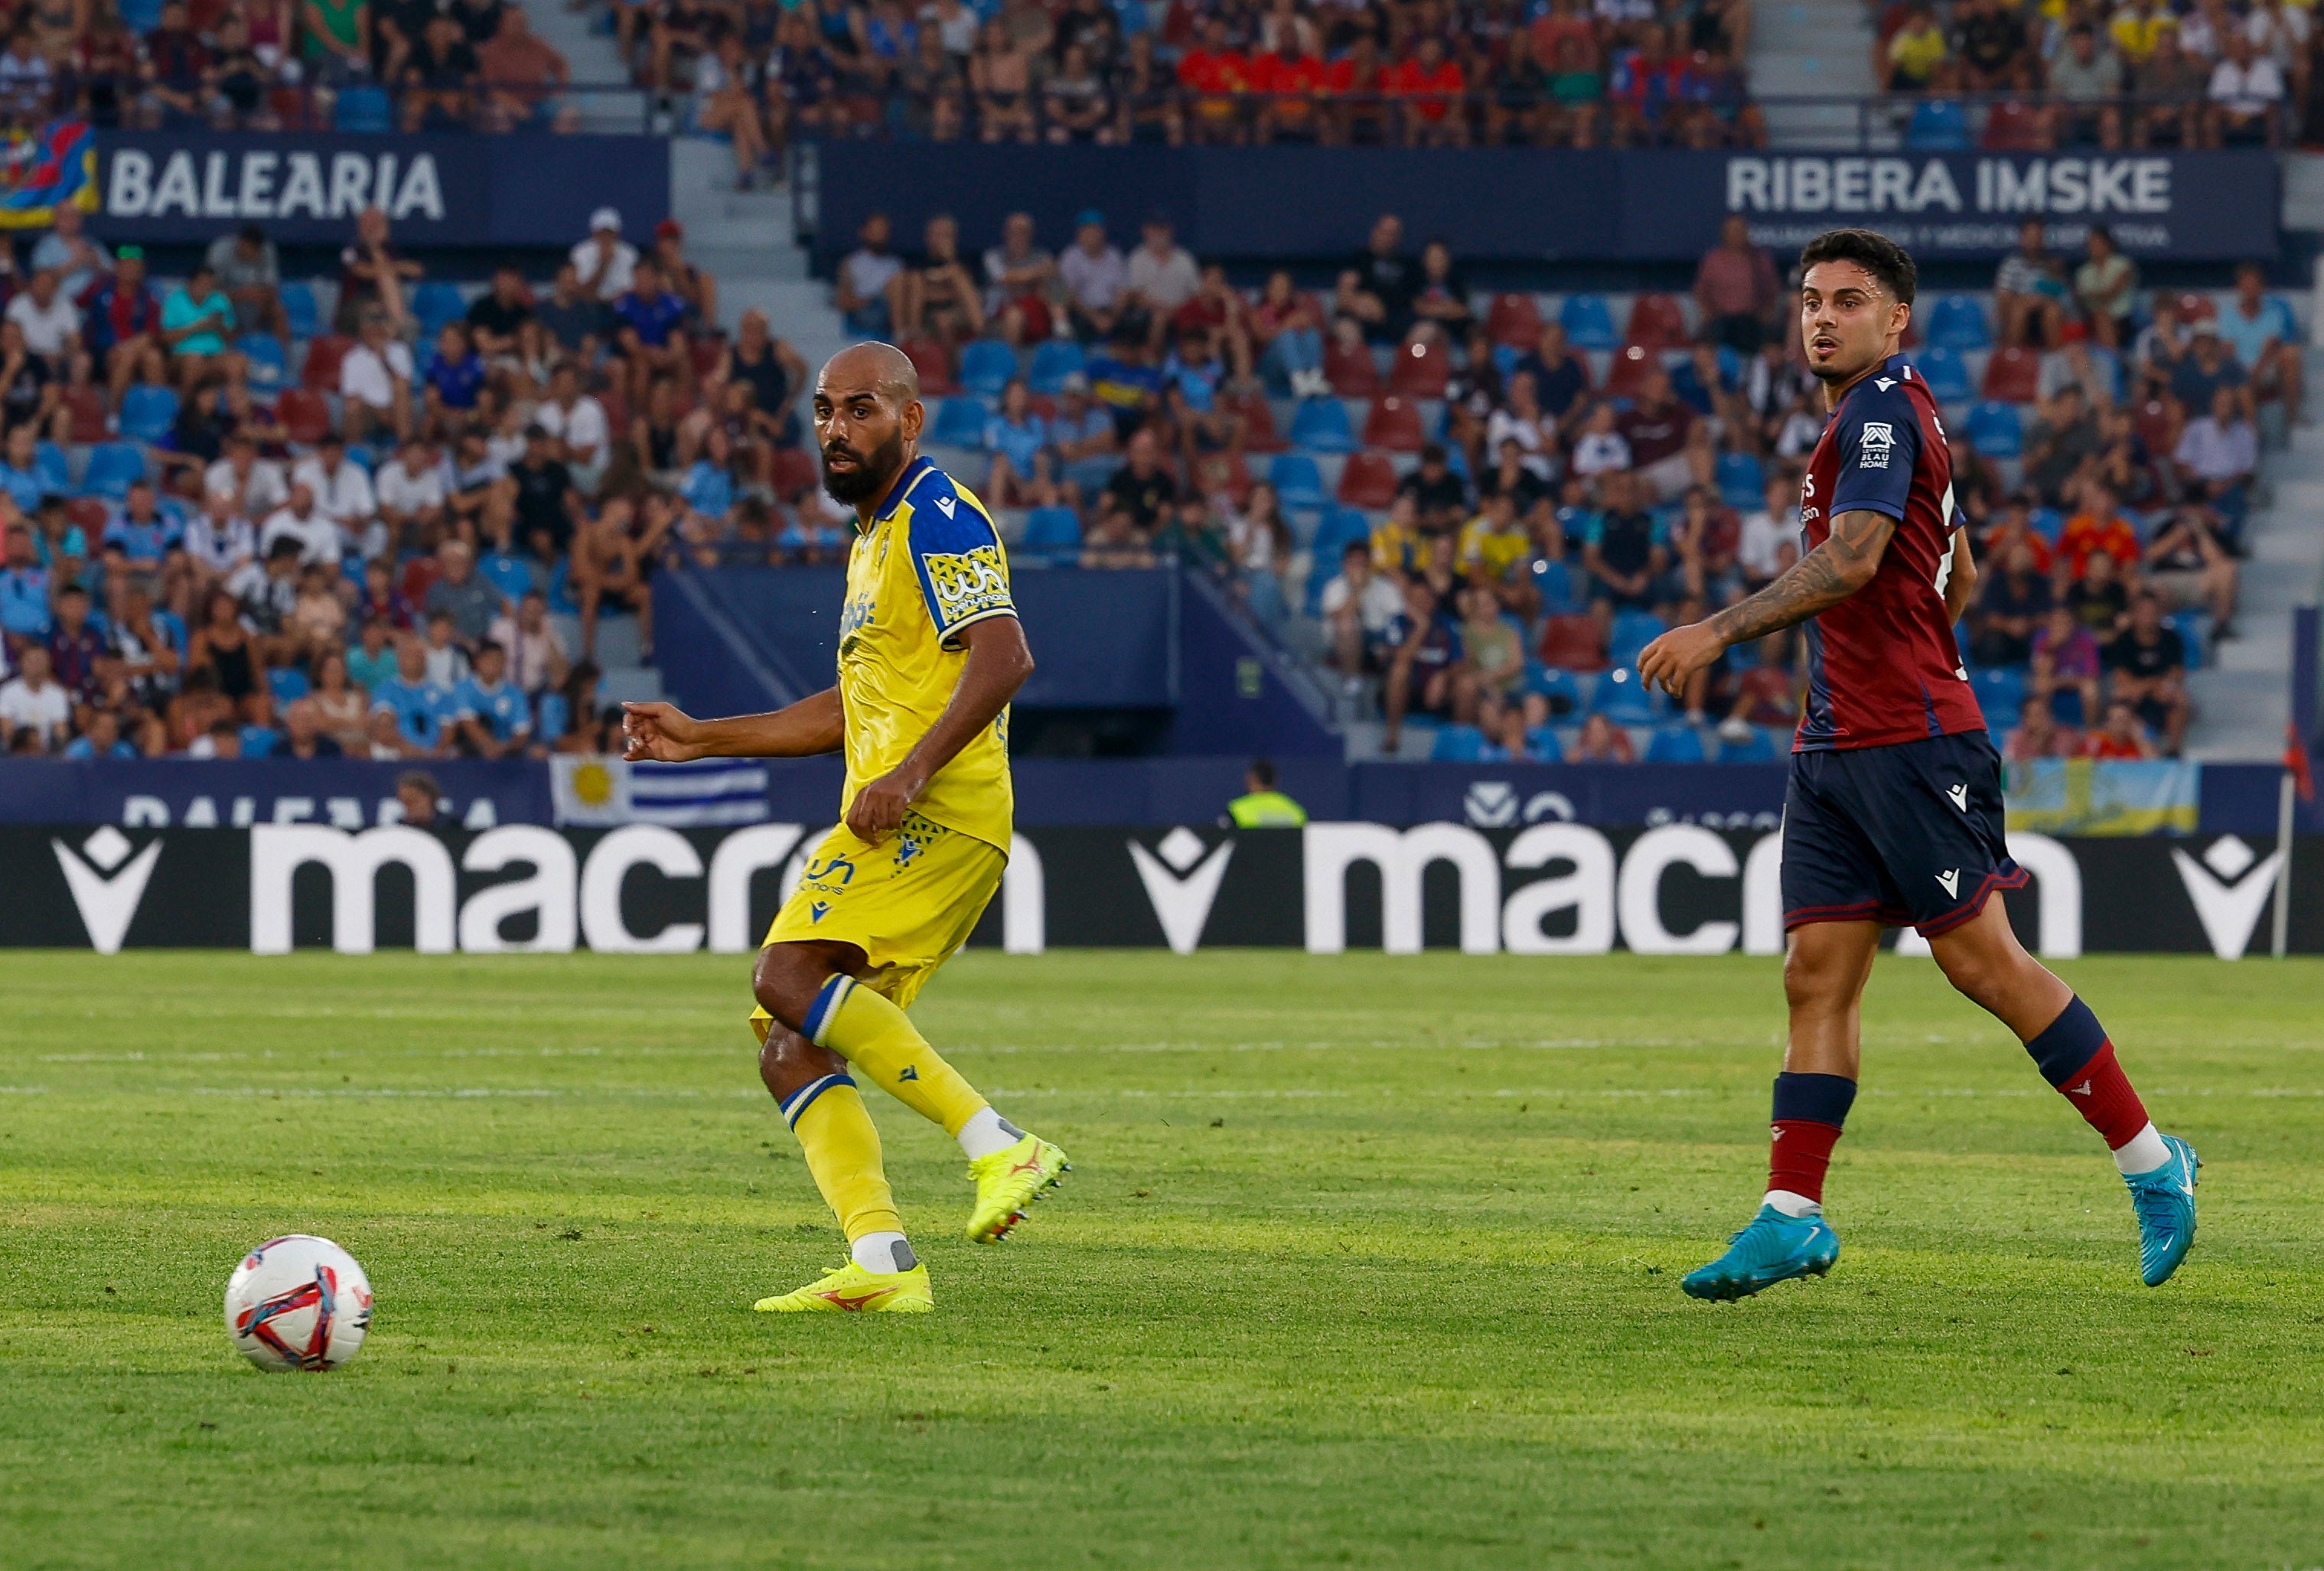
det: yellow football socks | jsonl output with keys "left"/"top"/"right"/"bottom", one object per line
{"left": 802, "top": 973, "right": 989, "bottom": 1136}
{"left": 779, "top": 1071, "right": 902, "bottom": 1244}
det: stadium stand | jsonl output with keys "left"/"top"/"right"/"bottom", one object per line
{"left": 0, "top": 0, "right": 2313, "bottom": 771}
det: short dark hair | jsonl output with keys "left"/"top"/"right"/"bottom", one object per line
{"left": 1247, "top": 757, "right": 1277, "bottom": 787}
{"left": 1798, "top": 228, "right": 1917, "bottom": 305}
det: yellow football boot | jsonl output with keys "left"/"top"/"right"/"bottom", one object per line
{"left": 965, "top": 1134, "right": 1071, "bottom": 1243}
{"left": 753, "top": 1260, "right": 934, "bottom": 1314}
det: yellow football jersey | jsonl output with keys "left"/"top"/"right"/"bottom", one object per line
{"left": 835, "top": 456, "right": 1017, "bottom": 854}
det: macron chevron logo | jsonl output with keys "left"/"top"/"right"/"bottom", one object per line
{"left": 1876, "top": 377, "right": 1896, "bottom": 391}
{"left": 934, "top": 494, "right": 957, "bottom": 517}
{"left": 898, "top": 1067, "right": 919, "bottom": 1082}
{"left": 2068, "top": 1080, "right": 2094, "bottom": 1097}
{"left": 1946, "top": 784, "right": 1969, "bottom": 812}
{"left": 1935, "top": 869, "right": 1961, "bottom": 898}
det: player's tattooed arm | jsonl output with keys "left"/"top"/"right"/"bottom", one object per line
{"left": 1635, "top": 510, "right": 1895, "bottom": 696}
{"left": 847, "top": 615, "right": 1035, "bottom": 843}
{"left": 620, "top": 688, "right": 845, "bottom": 762}
{"left": 1706, "top": 508, "right": 1897, "bottom": 647}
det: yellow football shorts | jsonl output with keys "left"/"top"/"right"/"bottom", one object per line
{"left": 751, "top": 812, "right": 1006, "bottom": 1041}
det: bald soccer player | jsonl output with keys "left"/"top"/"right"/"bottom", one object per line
{"left": 623, "top": 342, "right": 1068, "bottom": 1314}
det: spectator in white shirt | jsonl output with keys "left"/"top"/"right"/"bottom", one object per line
{"left": 488, "top": 588, "right": 570, "bottom": 695}
{"left": 1059, "top": 210, "right": 1127, "bottom": 342}
{"left": 0, "top": 644, "right": 70, "bottom": 749}
{"left": 260, "top": 483, "right": 343, "bottom": 568}
{"left": 1736, "top": 472, "right": 1801, "bottom": 589}
{"left": 205, "top": 432, "right": 288, "bottom": 520}
{"left": 2208, "top": 31, "right": 2284, "bottom": 143}
{"left": 2172, "top": 383, "right": 2260, "bottom": 499}
{"left": 1319, "top": 540, "right": 1403, "bottom": 680}
{"left": 182, "top": 484, "right": 257, "bottom": 590}
{"left": 571, "top": 207, "right": 637, "bottom": 301}
{"left": 833, "top": 211, "right": 901, "bottom": 337}
{"left": 376, "top": 436, "right": 448, "bottom": 549}
{"left": 1123, "top": 213, "right": 1201, "bottom": 343}
{"left": 535, "top": 360, "right": 611, "bottom": 493}
{"left": 6, "top": 267, "right": 80, "bottom": 373}
{"left": 1569, "top": 402, "right": 1634, "bottom": 477}
{"left": 292, "top": 433, "right": 381, "bottom": 556}
{"left": 340, "top": 308, "right": 415, "bottom": 444}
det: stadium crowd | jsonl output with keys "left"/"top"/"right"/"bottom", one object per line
{"left": 1876, "top": 0, "right": 2324, "bottom": 148}
{"left": 836, "top": 205, "right": 2283, "bottom": 761}
{"left": 0, "top": 197, "right": 840, "bottom": 761}
{"left": 0, "top": 0, "right": 583, "bottom": 132}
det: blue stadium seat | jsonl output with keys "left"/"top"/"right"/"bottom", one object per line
{"left": 927, "top": 396, "right": 989, "bottom": 448}
{"left": 282, "top": 281, "right": 320, "bottom": 341}
{"left": 1430, "top": 724, "right": 1491, "bottom": 763}
{"left": 411, "top": 281, "right": 468, "bottom": 341}
{"left": 1522, "top": 724, "right": 1565, "bottom": 762}
{"left": 1964, "top": 400, "right": 2024, "bottom": 457}
{"left": 535, "top": 690, "right": 569, "bottom": 742}
{"left": 1717, "top": 724, "right": 1785, "bottom": 762}
{"left": 1905, "top": 99, "right": 1972, "bottom": 149}
{"left": 1026, "top": 339, "right": 1085, "bottom": 395}
{"left": 1560, "top": 293, "right": 1618, "bottom": 350}
{"left": 1644, "top": 725, "right": 1707, "bottom": 763}
{"left": 1310, "top": 504, "right": 1371, "bottom": 559}
{"left": 1915, "top": 344, "right": 1971, "bottom": 402}
{"left": 958, "top": 340, "right": 1018, "bottom": 398}
{"left": 479, "top": 551, "right": 533, "bottom": 605}
{"left": 1925, "top": 295, "right": 1992, "bottom": 351}
{"left": 2050, "top": 687, "right": 2085, "bottom": 727}
{"left": 2027, "top": 506, "right": 2063, "bottom": 543}
{"left": 1268, "top": 452, "right": 1327, "bottom": 510}
{"left": 117, "top": 0, "right": 164, "bottom": 28}
{"left": 239, "top": 725, "right": 276, "bottom": 758}
{"left": 2169, "top": 608, "right": 2210, "bottom": 667}
{"left": 1715, "top": 450, "right": 1766, "bottom": 510}
{"left": 83, "top": 441, "right": 148, "bottom": 499}
{"left": 547, "top": 557, "right": 578, "bottom": 613}
{"left": 1530, "top": 557, "right": 1578, "bottom": 615}
{"left": 237, "top": 334, "right": 287, "bottom": 391}
{"left": 267, "top": 667, "right": 310, "bottom": 707}
{"left": 1019, "top": 506, "right": 1083, "bottom": 554}
{"left": 1970, "top": 666, "right": 2026, "bottom": 726}
{"left": 1608, "top": 609, "right": 1666, "bottom": 670}
{"left": 116, "top": 385, "right": 178, "bottom": 445}
{"left": 1526, "top": 663, "right": 1583, "bottom": 715}
{"left": 1591, "top": 668, "right": 1664, "bottom": 725}
{"left": 333, "top": 86, "right": 393, "bottom": 132}
{"left": 1491, "top": 344, "right": 1521, "bottom": 376}
{"left": 33, "top": 441, "right": 68, "bottom": 495}
{"left": 1285, "top": 397, "right": 1354, "bottom": 454}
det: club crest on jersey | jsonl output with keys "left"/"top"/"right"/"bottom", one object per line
{"left": 1857, "top": 422, "right": 1895, "bottom": 468}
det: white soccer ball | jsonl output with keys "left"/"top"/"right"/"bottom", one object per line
{"left": 223, "top": 1234, "right": 373, "bottom": 1372}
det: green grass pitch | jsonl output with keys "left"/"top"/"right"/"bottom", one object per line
{"left": 3, "top": 950, "right": 2322, "bottom": 1569}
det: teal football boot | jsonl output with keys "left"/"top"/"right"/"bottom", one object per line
{"left": 1682, "top": 1204, "right": 1840, "bottom": 1302}
{"left": 2124, "top": 1133, "right": 2199, "bottom": 1287}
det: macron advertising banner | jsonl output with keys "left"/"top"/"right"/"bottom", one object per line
{"left": 812, "top": 145, "right": 2280, "bottom": 269}
{"left": 90, "top": 131, "right": 671, "bottom": 246}
{"left": 5, "top": 823, "right": 2318, "bottom": 959}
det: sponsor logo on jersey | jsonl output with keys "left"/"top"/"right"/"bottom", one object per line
{"left": 921, "top": 543, "right": 1012, "bottom": 630}
{"left": 1857, "top": 421, "right": 1896, "bottom": 469}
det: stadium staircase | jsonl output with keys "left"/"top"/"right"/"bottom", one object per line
{"left": 2186, "top": 344, "right": 2324, "bottom": 760}
{"left": 518, "top": 0, "right": 647, "bottom": 132}
{"left": 1749, "top": 0, "right": 1883, "bottom": 148}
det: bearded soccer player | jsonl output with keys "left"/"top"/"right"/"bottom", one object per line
{"left": 1638, "top": 229, "right": 2198, "bottom": 1300}
{"left": 621, "top": 342, "right": 1067, "bottom": 1315}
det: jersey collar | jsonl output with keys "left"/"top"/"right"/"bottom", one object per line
{"left": 1834, "top": 353, "right": 1908, "bottom": 412}
{"left": 870, "top": 455, "right": 934, "bottom": 528}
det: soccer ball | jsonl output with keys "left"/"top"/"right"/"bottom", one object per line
{"left": 223, "top": 1234, "right": 373, "bottom": 1372}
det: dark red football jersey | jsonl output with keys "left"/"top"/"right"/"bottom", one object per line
{"left": 1794, "top": 354, "right": 1984, "bottom": 751}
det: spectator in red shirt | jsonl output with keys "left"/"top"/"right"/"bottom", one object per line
{"left": 1252, "top": 31, "right": 1327, "bottom": 142}
{"left": 1615, "top": 367, "right": 1704, "bottom": 500}
{"left": 1693, "top": 213, "right": 1781, "bottom": 354}
{"left": 2057, "top": 480, "right": 2140, "bottom": 578}
{"left": 2082, "top": 698, "right": 2157, "bottom": 759}
{"left": 1176, "top": 18, "right": 1250, "bottom": 143}
{"left": 1389, "top": 35, "right": 1468, "bottom": 145}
